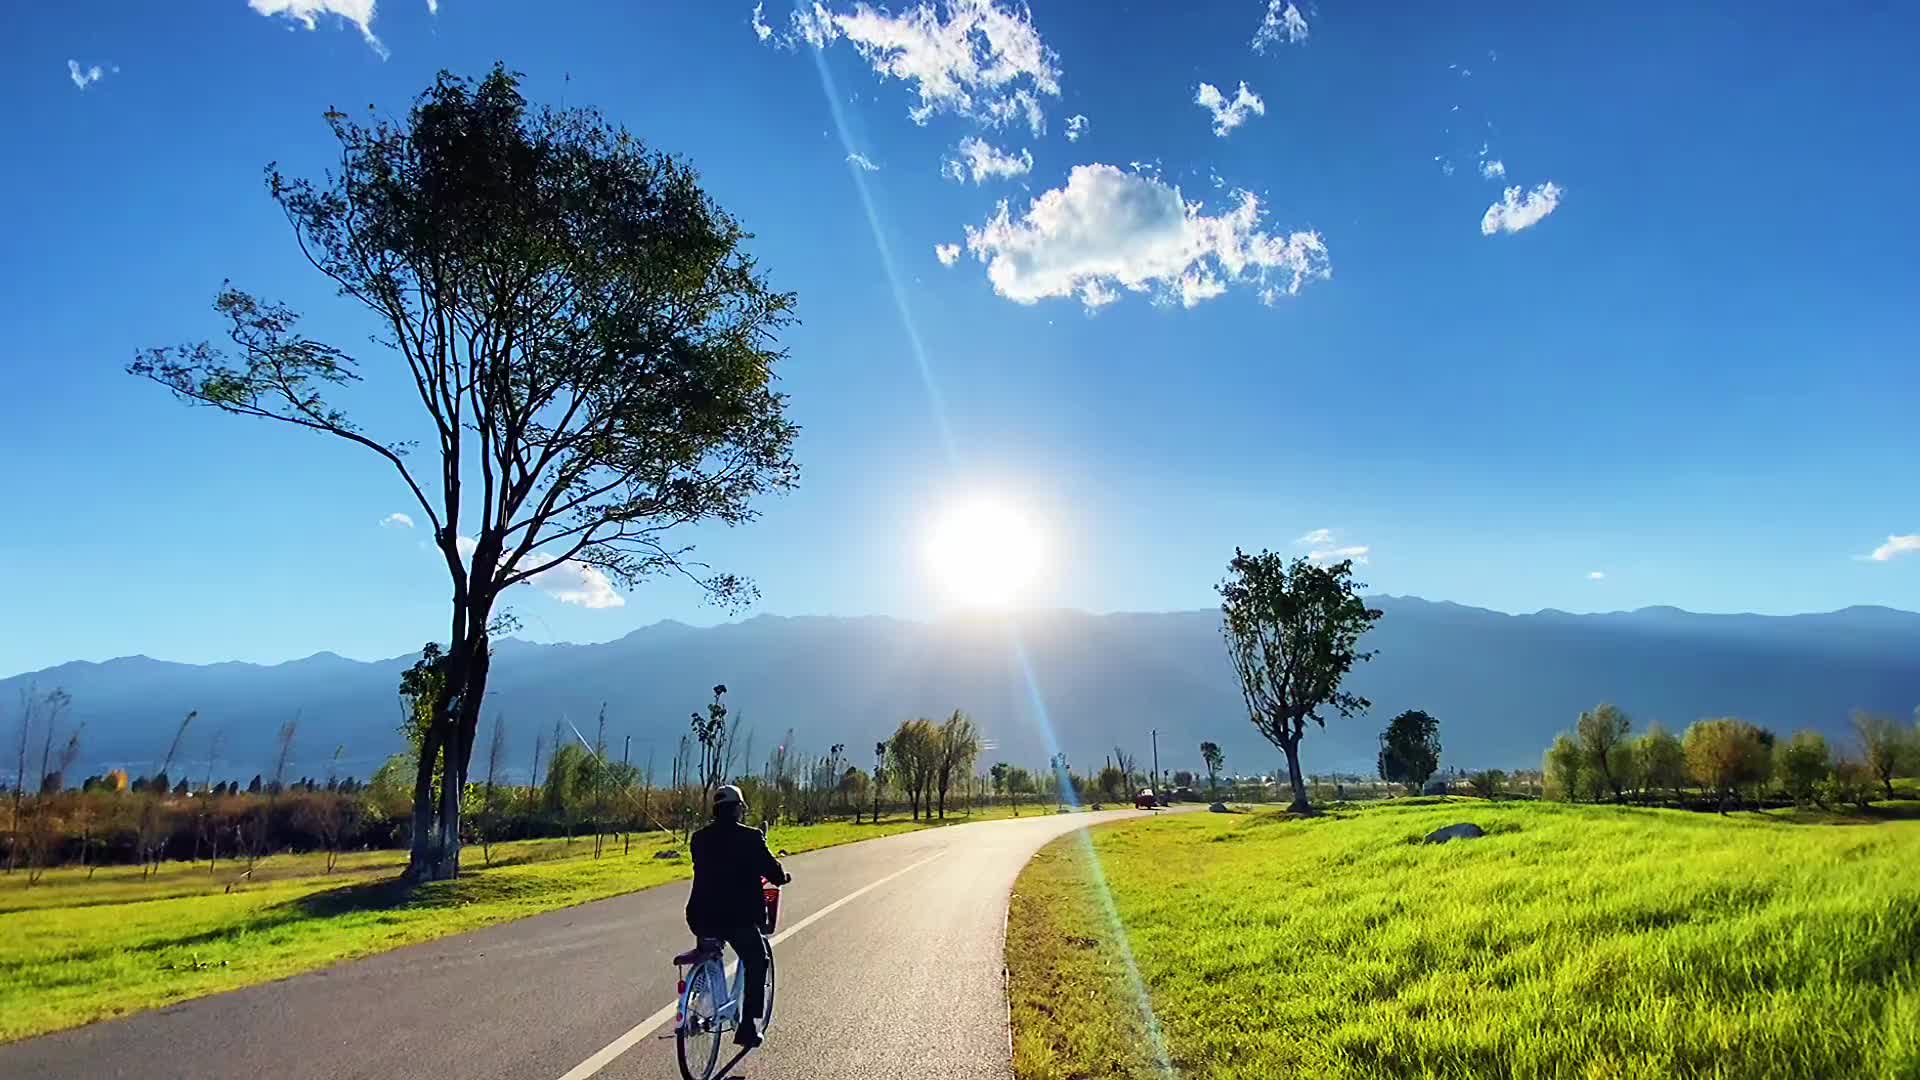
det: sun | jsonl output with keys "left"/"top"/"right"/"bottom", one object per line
{"left": 924, "top": 496, "right": 1045, "bottom": 608}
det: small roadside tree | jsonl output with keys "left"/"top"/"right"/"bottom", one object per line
{"left": 870, "top": 740, "right": 888, "bottom": 823}
{"left": 1467, "top": 769, "right": 1505, "bottom": 799}
{"left": 1775, "top": 730, "right": 1832, "bottom": 807}
{"left": 1634, "top": 723, "right": 1688, "bottom": 804}
{"left": 1544, "top": 734, "right": 1583, "bottom": 802}
{"left": 1217, "top": 550, "right": 1383, "bottom": 813}
{"left": 1377, "top": 709, "right": 1441, "bottom": 795}
{"left": 132, "top": 66, "right": 800, "bottom": 882}
{"left": 1851, "top": 710, "right": 1914, "bottom": 800}
{"left": 1199, "top": 741, "right": 1224, "bottom": 799}
{"left": 1683, "top": 717, "right": 1770, "bottom": 813}
{"left": 934, "top": 711, "right": 981, "bottom": 820}
{"left": 1575, "top": 703, "right": 1633, "bottom": 802}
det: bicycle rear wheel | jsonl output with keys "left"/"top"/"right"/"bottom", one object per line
{"left": 677, "top": 964, "right": 724, "bottom": 1080}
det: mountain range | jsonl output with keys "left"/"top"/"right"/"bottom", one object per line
{"left": 5, "top": 598, "right": 1918, "bottom": 784}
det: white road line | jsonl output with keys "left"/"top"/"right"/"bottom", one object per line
{"left": 554, "top": 850, "right": 943, "bottom": 1080}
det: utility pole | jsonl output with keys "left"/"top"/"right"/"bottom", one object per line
{"left": 1151, "top": 729, "right": 1160, "bottom": 791}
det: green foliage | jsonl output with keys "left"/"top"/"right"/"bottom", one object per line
{"left": 1376, "top": 709, "right": 1442, "bottom": 792}
{"left": 1683, "top": 718, "right": 1773, "bottom": 811}
{"left": 1543, "top": 733, "right": 1583, "bottom": 802}
{"left": 1199, "top": 741, "right": 1224, "bottom": 797}
{"left": 1776, "top": 730, "right": 1833, "bottom": 806}
{"left": 1466, "top": 769, "right": 1505, "bottom": 798}
{"left": 1633, "top": 723, "right": 1688, "bottom": 799}
{"left": 1851, "top": 710, "right": 1918, "bottom": 799}
{"left": 1008, "top": 801, "right": 1920, "bottom": 1080}
{"left": 1217, "top": 549, "right": 1383, "bottom": 810}
{"left": 888, "top": 718, "right": 941, "bottom": 820}
{"left": 1575, "top": 703, "right": 1633, "bottom": 801}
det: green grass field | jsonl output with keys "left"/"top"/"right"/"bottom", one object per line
{"left": 1007, "top": 800, "right": 1920, "bottom": 1080}
{"left": 0, "top": 804, "right": 1045, "bottom": 1044}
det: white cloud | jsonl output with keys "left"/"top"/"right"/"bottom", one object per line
{"left": 455, "top": 534, "right": 478, "bottom": 558}
{"left": 960, "top": 164, "right": 1329, "bottom": 311}
{"left": 426, "top": 0, "right": 437, "bottom": 12}
{"left": 1308, "top": 545, "right": 1370, "bottom": 565}
{"left": 1866, "top": 534, "right": 1920, "bottom": 562}
{"left": 527, "top": 559, "right": 626, "bottom": 609}
{"left": 248, "top": 0, "right": 387, "bottom": 58}
{"left": 1479, "top": 159, "right": 1506, "bottom": 180}
{"left": 1587, "top": 570, "right": 1606, "bottom": 581}
{"left": 67, "top": 60, "right": 111, "bottom": 91}
{"left": 752, "top": 1, "right": 773, "bottom": 41}
{"left": 1065, "top": 114, "right": 1088, "bottom": 142}
{"left": 934, "top": 242, "right": 962, "bottom": 266}
{"left": 768, "top": 0, "right": 1060, "bottom": 134}
{"left": 1481, "top": 181, "right": 1563, "bottom": 235}
{"left": 941, "top": 136, "right": 1032, "bottom": 183}
{"left": 1194, "top": 81, "right": 1265, "bottom": 137}
{"left": 1296, "top": 528, "right": 1368, "bottom": 565}
{"left": 846, "top": 151, "right": 881, "bottom": 171}
{"left": 380, "top": 512, "right": 414, "bottom": 529}
{"left": 1251, "top": 0, "right": 1308, "bottom": 52}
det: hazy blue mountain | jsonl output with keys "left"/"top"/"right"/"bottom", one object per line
{"left": 5, "top": 600, "right": 1917, "bottom": 784}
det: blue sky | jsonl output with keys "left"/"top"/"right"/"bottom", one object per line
{"left": 4, "top": 0, "right": 1917, "bottom": 674}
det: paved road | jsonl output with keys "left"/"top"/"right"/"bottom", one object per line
{"left": 5, "top": 809, "right": 1162, "bottom": 1080}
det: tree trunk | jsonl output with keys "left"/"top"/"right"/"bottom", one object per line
{"left": 1280, "top": 735, "right": 1310, "bottom": 813}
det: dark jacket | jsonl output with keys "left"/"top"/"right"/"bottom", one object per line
{"left": 686, "top": 820, "right": 787, "bottom": 934}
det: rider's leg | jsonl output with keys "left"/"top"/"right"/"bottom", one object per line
{"left": 725, "top": 927, "right": 770, "bottom": 1022}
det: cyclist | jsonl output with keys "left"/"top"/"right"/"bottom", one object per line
{"left": 685, "top": 784, "right": 789, "bottom": 1048}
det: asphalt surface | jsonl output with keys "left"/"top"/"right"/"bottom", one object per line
{"left": 4, "top": 808, "right": 1165, "bottom": 1080}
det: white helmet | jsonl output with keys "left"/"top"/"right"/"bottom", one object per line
{"left": 713, "top": 784, "right": 744, "bottom": 810}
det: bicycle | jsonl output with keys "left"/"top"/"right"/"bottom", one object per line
{"left": 673, "top": 878, "right": 782, "bottom": 1080}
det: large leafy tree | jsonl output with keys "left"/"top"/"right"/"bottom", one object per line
{"left": 1217, "top": 549, "right": 1382, "bottom": 812}
{"left": 1377, "top": 709, "right": 1441, "bottom": 794}
{"left": 132, "top": 66, "right": 799, "bottom": 880}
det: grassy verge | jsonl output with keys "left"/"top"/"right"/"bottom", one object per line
{"left": 1008, "top": 800, "right": 1920, "bottom": 1080}
{"left": 0, "top": 804, "right": 1043, "bottom": 1043}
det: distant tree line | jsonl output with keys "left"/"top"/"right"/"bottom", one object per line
{"left": 1541, "top": 703, "right": 1920, "bottom": 812}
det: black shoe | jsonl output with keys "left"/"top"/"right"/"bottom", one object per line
{"left": 734, "top": 1019, "right": 762, "bottom": 1049}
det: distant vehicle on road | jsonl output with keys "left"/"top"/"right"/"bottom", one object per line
{"left": 1134, "top": 789, "right": 1161, "bottom": 811}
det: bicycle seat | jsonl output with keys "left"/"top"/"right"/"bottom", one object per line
{"left": 672, "top": 938, "right": 724, "bottom": 965}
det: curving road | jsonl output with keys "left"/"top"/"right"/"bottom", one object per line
{"left": 4, "top": 808, "right": 1159, "bottom": 1080}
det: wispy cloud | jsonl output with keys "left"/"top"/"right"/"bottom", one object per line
{"left": 768, "top": 0, "right": 1061, "bottom": 135}
{"left": 934, "top": 242, "right": 961, "bottom": 266}
{"left": 380, "top": 512, "right": 414, "bottom": 529}
{"left": 960, "top": 164, "right": 1330, "bottom": 311}
{"left": 67, "top": 60, "right": 113, "bottom": 91}
{"left": 1864, "top": 534, "right": 1920, "bottom": 563}
{"left": 1308, "top": 545, "right": 1370, "bottom": 564}
{"left": 846, "top": 151, "right": 881, "bottom": 171}
{"left": 526, "top": 559, "right": 626, "bottom": 608}
{"left": 1481, "top": 181, "right": 1563, "bottom": 235}
{"left": 1479, "top": 159, "right": 1506, "bottom": 180}
{"left": 1194, "top": 81, "right": 1265, "bottom": 137}
{"left": 1065, "top": 114, "right": 1088, "bottom": 142}
{"left": 1251, "top": 0, "right": 1308, "bottom": 52}
{"left": 1587, "top": 570, "right": 1606, "bottom": 581}
{"left": 941, "top": 136, "right": 1032, "bottom": 183}
{"left": 1297, "top": 528, "right": 1369, "bottom": 565}
{"left": 248, "top": 0, "right": 387, "bottom": 58}
{"left": 751, "top": 1, "right": 774, "bottom": 41}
